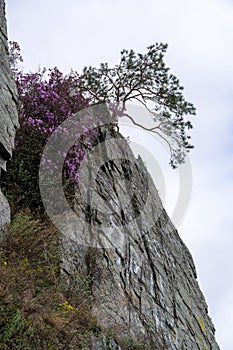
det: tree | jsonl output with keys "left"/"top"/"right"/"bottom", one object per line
{"left": 3, "top": 42, "right": 196, "bottom": 214}
{"left": 78, "top": 43, "right": 196, "bottom": 168}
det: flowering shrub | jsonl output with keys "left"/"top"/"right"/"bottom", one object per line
{"left": 2, "top": 43, "right": 99, "bottom": 213}
{"left": 2, "top": 41, "right": 196, "bottom": 214}
{"left": 17, "top": 66, "right": 100, "bottom": 180}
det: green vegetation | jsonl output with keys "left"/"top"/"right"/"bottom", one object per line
{"left": 0, "top": 210, "right": 168, "bottom": 349}
{"left": 0, "top": 211, "right": 97, "bottom": 349}
{"left": 1, "top": 42, "right": 196, "bottom": 216}
{"left": 0, "top": 42, "right": 196, "bottom": 349}
{"left": 79, "top": 43, "right": 196, "bottom": 168}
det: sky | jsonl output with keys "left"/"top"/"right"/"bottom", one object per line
{"left": 5, "top": 0, "right": 233, "bottom": 348}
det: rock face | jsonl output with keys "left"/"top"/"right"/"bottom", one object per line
{"left": 0, "top": 3, "right": 219, "bottom": 346}
{"left": 60, "top": 109, "right": 220, "bottom": 349}
{"left": 0, "top": 0, "right": 19, "bottom": 236}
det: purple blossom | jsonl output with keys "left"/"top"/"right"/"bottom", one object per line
{"left": 14, "top": 66, "right": 99, "bottom": 185}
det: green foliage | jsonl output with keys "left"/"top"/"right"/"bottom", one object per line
{"left": 0, "top": 211, "right": 97, "bottom": 349}
{"left": 2, "top": 42, "right": 196, "bottom": 217}
{"left": 79, "top": 43, "right": 196, "bottom": 167}
{"left": 0, "top": 306, "right": 34, "bottom": 350}
{"left": 0, "top": 127, "right": 44, "bottom": 215}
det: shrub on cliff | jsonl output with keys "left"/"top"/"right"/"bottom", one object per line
{"left": 2, "top": 42, "right": 195, "bottom": 215}
{"left": 2, "top": 43, "right": 99, "bottom": 214}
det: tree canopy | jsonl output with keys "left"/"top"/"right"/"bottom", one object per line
{"left": 79, "top": 43, "right": 196, "bottom": 168}
{"left": 3, "top": 42, "right": 196, "bottom": 213}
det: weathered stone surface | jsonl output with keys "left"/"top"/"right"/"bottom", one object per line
{"left": 61, "top": 111, "right": 220, "bottom": 349}
{"left": 0, "top": 0, "right": 19, "bottom": 236}
{"left": 0, "top": 188, "right": 10, "bottom": 236}
{"left": 0, "top": 0, "right": 19, "bottom": 159}
{"left": 0, "top": 3, "right": 220, "bottom": 348}
{"left": 90, "top": 335, "right": 122, "bottom": 350}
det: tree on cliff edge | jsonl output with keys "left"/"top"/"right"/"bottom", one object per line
{"left": 10, "top": 42, "right": 196, "bottom": 170}
{"left": 79, "top": 43, "right": 196, "bottom": 168}
{"left": 3, "top": 42, "right": 195, "bottom": 213}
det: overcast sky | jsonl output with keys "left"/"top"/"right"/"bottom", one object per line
{"left": 6, "top": 0, "right": 233, "bottom": 348}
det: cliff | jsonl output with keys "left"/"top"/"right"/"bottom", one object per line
{"left": 0, "top": 1, "right": 220, "bottom": 348}
{"left": 60, "top": 116, "right": 220, "bottom": 349}
{"left": 0, "top": 0, "right": 19, "bottom": 237}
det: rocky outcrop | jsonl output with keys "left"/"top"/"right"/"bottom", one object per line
{"left": 0, "top": 2, "right": 220, "bottom": 348}
{"left": 60, "top": 109, "right": 220, "bottom": 349}
{"left": 0, "top": 0, "right": 19, "bottom": 236}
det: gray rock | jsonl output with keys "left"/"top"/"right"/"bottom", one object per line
{"left": 0, "top": 0, "right": 19, "bottom": 160}
{"left": 90, "top": 335, "right": 122, "bottom": 350}
{"left": 0, "top": 1, "right": 220, "bottom": 348}
{"left": 0, "top": 189, "right": 10, "bottom": 237}
{"left": 61, "top": 109, "right": 220, "bottom": 349}
{"left": 0, "top": 0, "right": 19, "bottom": 237}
